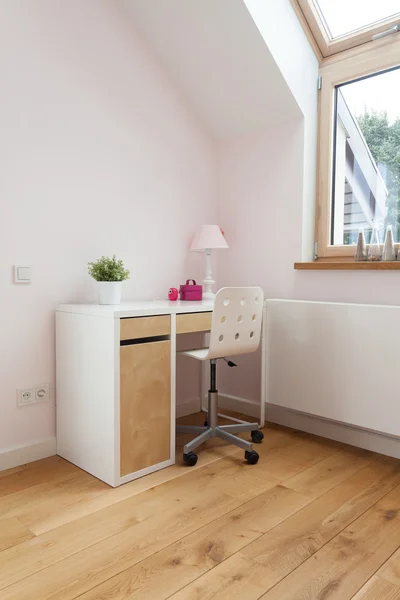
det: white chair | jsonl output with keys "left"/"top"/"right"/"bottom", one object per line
{"left": 177, "top": 286, "right": 264, "bottom": 466}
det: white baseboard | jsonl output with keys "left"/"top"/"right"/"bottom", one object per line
{"left": 5, "top": 401, "right": 395, "bottom": 471}
{"left": 176, "top": 399, "right": 200, "bottom": 419}
{"left": 0, "top": 438, "right": 57, "bottom": 472}
{"left": 265, "top": 403, "right": 400, "bottom": 459}
{"left": 214, "top": 394, "right": 400, "bottom": 459}
{"left": 177, "top": 394, "right": 261, "bottom": 420}
{"left": 161, "top": 391, "right": 400, "bottom": 460}
{"left": 219, "top": 394, "right": 260, "bottom": 418}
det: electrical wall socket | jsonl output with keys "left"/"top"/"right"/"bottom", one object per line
{"left": 18, "top": 389, "right": 34, "bottom": 406}
{"left": 35, "top": 384, "right": 49, "bottom": 402}
{"left": 17, "top": 383, "right": 50, "bottom": 407}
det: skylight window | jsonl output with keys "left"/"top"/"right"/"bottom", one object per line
{"left": 315, "top": 0, "right": 400, "bottom": 39}
{"left": 296, "top": 0, "right": 400, "bottom": 56}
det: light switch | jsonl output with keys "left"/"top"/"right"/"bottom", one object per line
{"left": 14, "top": 265, "right": 32, "bottom": 283}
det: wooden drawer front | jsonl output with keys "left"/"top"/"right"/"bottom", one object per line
{"left": 120, "top": 315, "right": 170, "bottom": 341}
{"left": 176, "top": 312, "right": 212, "bottom": 334}
{"left": 120, "top": 340, "right": 171, "bottom": 477}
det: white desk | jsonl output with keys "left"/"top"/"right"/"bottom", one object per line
{"left": 56, "top": 300, "right": 266, "bottom": 487}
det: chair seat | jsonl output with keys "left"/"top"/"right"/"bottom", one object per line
{"left": 179, "top": 348, "right": 210, "bottom": 361}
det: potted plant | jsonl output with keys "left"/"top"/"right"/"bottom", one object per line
{"left": 88, "top": 255, "right": 130, "bottom": 305}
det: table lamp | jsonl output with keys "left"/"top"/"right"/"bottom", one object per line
{"left": 190, "top": 224, "right": 228, "bottom": 300}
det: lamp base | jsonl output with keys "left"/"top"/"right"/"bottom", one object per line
{"left": 202, "top": 289, "right": 215, "bottom": 301}
{"left": 202, "top": 250, "right": 216, "bottom": 301}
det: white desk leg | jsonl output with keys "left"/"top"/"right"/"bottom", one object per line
{"left": 260, "top": 304, "right": 267, "bottom": 428}
{"left": 170, "top": 314, "right": 177, "bottom": 462}
{"left": 200, "top": 332, "right": 209, "bottom": 413}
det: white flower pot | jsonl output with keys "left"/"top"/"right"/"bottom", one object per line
{"left": 97, "top": 282, "right": 122, "bottom": 305}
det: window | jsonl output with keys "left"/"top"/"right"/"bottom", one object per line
{"left": 315, "top": 0, "right": 400, "bottom": 39}
{"left": 296, "top": 0, "right": 400, "bottom": 56}
{"left": 316, "top": 39, "right": 400, "bottom": 258}
{"left": 332, "top": 68, "right": 400, "bottom": 247}
{"left": 292, "top": 0, "right": 400, "bottom": 261}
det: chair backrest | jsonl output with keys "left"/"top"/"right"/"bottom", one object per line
{"left": 207, "top": 287, "right": 264, "bottom": 360}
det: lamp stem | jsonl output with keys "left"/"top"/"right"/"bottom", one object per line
{"left": 203, "top": 249, "right": 215, "bottom": 300}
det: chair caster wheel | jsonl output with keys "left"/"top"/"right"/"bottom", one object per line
{"left": 251, "top": 430, "right": 264, "bottom": 443}
{"left": 183, "top": 452, "right": 198, "bottom": 466}
{"left": 245, "top": 450, "right": 259, "bottom": 465}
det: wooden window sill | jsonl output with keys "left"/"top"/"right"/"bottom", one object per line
{"left": 294, "top": 261, "right": 400, "bottom": 270}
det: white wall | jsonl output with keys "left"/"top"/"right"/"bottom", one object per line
{"left": 244, "top": 0, "right": 319, "bottom": 261}
{"left": 125, "top": 0, "right": 299, "bottom": 141}
{"left": 0, "top": 0, "right": 217, "bottom": 452}
{"left": 4, "top": 0, "right": 395, "bottom": 454}
{"left": 217, "top": 119, "right": 305, "bottom": 401}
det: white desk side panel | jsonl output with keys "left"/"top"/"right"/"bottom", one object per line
{"left": 56, "top": 312, "right": 117, "bottom": 486}
{"left": 265, "top": 299, "right": 400, "bottom": 437}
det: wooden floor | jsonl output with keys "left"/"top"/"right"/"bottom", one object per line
{"left": 2, "top": 414, "right": 400, "bottom": 599}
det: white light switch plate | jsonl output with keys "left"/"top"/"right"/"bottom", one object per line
{"left": 14, "top": 265, "right": 31, "bottom": 283}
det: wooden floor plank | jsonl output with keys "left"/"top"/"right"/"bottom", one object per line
{"left": 161, "top": 552, "right": 271, "bottom": 600}
{"left": 376, "top": 545, "right": 400, "bottom": 587}
{"left": 0, "top": 471, "right": 107, "bottom": 531}
{"left": 0, "top": 425, "right": 342, "bottom": 599}
{"left": 61, "top": 485, "right": 311, "bottom": 600}
{"left": 258, "top": 483, "right": 400, "bottom": 600}
{"left": 0, "top": 416, "right": 398, "bottom": 600}
{"left": 283, "top": 445, "right": 377, "bottom": 499}
{"left": 0, "top": 457, "right": 77, "bottom": 499}
{"left": 352, "top": 576, "right": 400, "bottom": 600}
{"left": 20, "top": 425, "right": 292, "bottom": 536}
{"left": 0, "top": 517, "right": 35, "bottom": 552}
{"left": 244, "top": 457, "right": 400, "bottom": 571}
{"left": 0, "top": 488, "right": 241, "bottom": 600}
{"left": 177, "top": 426, "right": 346, "bottom": 503}
{"left": 0, "top": 467, "right": 23, "bottom": 479}
{"left": 251, "top": 431, "right": 347, "bottom": 482}
{"left": 168, "top": 456, "right": 400, "bottom": 600}
{"left": 0, "top": 427, "right": 315, "bottom": 597}
{"left": 0, "top": 448, "right": 271, "bottom": 594}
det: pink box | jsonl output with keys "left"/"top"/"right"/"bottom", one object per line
{"left": 179, "top": 279, "right": 203, "bottom": 301}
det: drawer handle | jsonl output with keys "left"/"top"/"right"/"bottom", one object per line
{"left": 120, "top": 335, "right": 170, "bottom": 346}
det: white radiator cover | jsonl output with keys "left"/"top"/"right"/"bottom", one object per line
{"left": 265, "top": 299, "right": 399, "bottom": 437}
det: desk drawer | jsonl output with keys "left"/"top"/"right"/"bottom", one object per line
{"left": 176, "top": 312, "right": 212, "bottom": 334}
{"left": 120, "top": 315, "right": 170, "bottom": 341}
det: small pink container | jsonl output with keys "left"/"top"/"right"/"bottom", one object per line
{"left": 179, "top": 279, "right": 203, "bottom": 301}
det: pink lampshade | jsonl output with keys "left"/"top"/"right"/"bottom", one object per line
{"left": 190, "top": 225, "right": 229, "bottom": 251}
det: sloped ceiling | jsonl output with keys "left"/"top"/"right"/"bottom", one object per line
{"left": 122, "top": 0, "right": 301, "bottom": 140}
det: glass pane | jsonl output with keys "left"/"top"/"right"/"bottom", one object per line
{"left": 315, "top": 0, "right": 400, "bottom": 38}
{"left": 331, "top": 67, "right": 400, "bottom": 247}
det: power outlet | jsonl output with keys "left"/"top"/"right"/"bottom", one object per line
{"left": 17, "top": 383, "right": 50, "bottom": 407}
{"left": 18, "top": 389, "right": 34, "bottom": 407}
{"left": 35, "top": 384, "right": 49, "bottom": 403}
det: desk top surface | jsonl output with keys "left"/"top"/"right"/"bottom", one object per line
{"left": 57, "top": 300, "right": 215, "bottom": 318}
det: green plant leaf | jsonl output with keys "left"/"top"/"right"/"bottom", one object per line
{"left": 88, "top": 255, "right": 130, "bottom": 282}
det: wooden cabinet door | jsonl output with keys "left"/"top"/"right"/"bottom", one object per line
{"left": 120, "top": 340, "right": 171, "bottom": 477}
